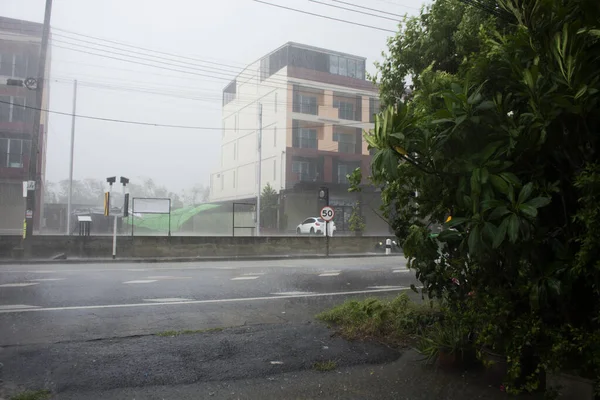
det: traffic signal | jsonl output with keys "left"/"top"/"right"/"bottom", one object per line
{"left": 318, "top": 186, "right": 329, "bottom": 205}
{"left": 104, "top": 192, "right": 110, "bottom": 216}
{"left": 123, "top": 193, "right": 129, "bottom": 217}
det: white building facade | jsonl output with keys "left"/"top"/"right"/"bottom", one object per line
{"left": 210, "top": 42, "right": 379, "bottom": 203}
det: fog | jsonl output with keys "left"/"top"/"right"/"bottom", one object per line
{"left": 1, "top": 0, "right": 424, "bottom": 194}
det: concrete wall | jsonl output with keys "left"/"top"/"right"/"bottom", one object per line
{"left": 0, "top": 235, "right": 393, "bottom": 260}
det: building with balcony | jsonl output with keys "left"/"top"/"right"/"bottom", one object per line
{"left": 210, "top": 42, "right": 388, "bottom": 234}
{"left": 0, "top": 17, "right": 50, "bottom": 234}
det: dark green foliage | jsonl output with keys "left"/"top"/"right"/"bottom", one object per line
{"left": 363, "top": 0, "right": 600, "bottom": 394}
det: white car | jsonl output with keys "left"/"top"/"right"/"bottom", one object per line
{"left": 296, "top": 217, "right": 336, "bottom": 236}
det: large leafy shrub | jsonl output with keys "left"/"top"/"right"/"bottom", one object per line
{"left": 363, "top": 0, "right": 600, "bottom": 393}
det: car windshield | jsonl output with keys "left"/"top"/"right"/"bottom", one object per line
{"left": 317, "top": 218, "right": 325, "bottom": 222}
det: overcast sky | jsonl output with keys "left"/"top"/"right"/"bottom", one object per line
{"left": 1, "top": 0, "right": 425, "bottom": 193}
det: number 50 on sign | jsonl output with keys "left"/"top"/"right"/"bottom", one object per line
{"left": 320, "top": 206, "right": 335, "bottom": 221}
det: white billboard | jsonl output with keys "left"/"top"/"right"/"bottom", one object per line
{"left": 132, "top": 198, "right": 171, "bottom": 214}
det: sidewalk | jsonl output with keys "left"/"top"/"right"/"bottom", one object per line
{"left": 0, "top": 252, "right": 403, "bottom": 265}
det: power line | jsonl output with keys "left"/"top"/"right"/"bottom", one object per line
{"left": 0, "top": 99, "right": 373, "bottom": 132}
{"left": 308, "top": 0, "right": 400, "bottom": 21}
{"left": 251, "top": 0, "right": 396, "bottom": 33}
{"left": 327, "top": 0, "right": 409, "bottom": 16}
{"left": 51, "top": 43, "right": 376, "bottom": 102}
{"left": 50, "top": 35, "right": 297, "bottom": 89}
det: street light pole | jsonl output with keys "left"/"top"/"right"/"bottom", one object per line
{"left": 66, "top": 79, "right": 77, "bottom": 235}
{"left": 256, "top": 103, "right": 262, "bottom": 236}
{"left": 24, "top": 0, "right": 52, "bottom": 248}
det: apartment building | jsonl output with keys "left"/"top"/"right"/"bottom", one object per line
{"left": 0, "top": 17, "right": 50, "bottom": 234}
{"left": 210, "top": 42, "right": 386, "bottom": 233}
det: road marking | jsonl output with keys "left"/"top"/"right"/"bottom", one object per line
{"left": 0, "top": 283, "right": 39, "bottom": 288}
{"left": 0, "top": 304, "right": 40, "bottom": 310}
{"left": 392, "top": 269, "right": 410, "bottom": 273}
{"left": 319, "top": 271, "right": 340, "bottom": 277}
{"left": 29, "top": 278, "right": 66, "bottom": 282}
{"left": 0, "top": 287, "right": 412, "bottom": 314}
{"left": 123, "top": 280, "right": 158, "bottom": 284}
{"left": 146, "top": 276, "right": 192, "bottom": 280}
{"left": 143, "top": 298, "right": 193, "bottom": 302}
{"left": 231, "top": 276, "right": 260, "bottom": 280}
{"left": 270, "top": 361, "right": 284, "bottom": 365}
{"left": 367, "top": 285, "right": 406, "bottom": 290}
{"left": 271, "top": 291, "right": 316, "bottom": 296}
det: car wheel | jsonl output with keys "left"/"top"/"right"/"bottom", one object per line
{"left": 310, "top": 227, "right": 315, "bottom": 234}
{"left": 296, "top": 228, "right": 301, "bottom": 235}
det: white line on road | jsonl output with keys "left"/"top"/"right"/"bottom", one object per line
{"left": 392, "top": 269, "right": 410, "bottom": 273}
{"left": 0, "top": 287, "right": 412, "bottom": 314}
{"left": 271, "top": 291, "right": 316, "bottom": 296}
{"left": 146, "top": 276, "right": 192, "bottom": 280}
{"left": 143, "top": 298, "right": 194, "bottom": 302}
{"left": 231, "top": 276, "right": 260, "bottom": 280}
{"left": 367, "top": 285, "right": 406, "bottom": 289}
{"left": 0, "top": 283, "right": 40, "bottom": 288}
{"left": 123, "top": 280, "right": 158, "bottom": 284}
{"left": 0, "top": 304, "right": 40, "bottom": 310}
{"left": 29, "top": 278, "right": 66, "bottom": 282}
{"left": 318, "top": 271, "right": 340, "bottom": 277}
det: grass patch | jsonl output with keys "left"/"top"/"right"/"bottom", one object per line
{"left": 312, "top": 360, "right": 337, "bottom": 372}
{"left": 156, "top": 327, "right": 224, "bottom": 337}
{"left": 316, "top": 293, "right": 440, "bottom": 346}
{"left": 10, "top": 390, "right": 52, "bottom": 400}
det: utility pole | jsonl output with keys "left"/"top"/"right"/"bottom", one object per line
{"left": 24, "top": 0, "right": 52, "bottom": 249}
{"left": 256, "top": 103, "right": 262, "bottom": 236}
{"left": 66, "top": 79, "right": 77, "bottom": 235}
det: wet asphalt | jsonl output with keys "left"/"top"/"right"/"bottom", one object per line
{"left": 0, "top": 256, "right": 517, "bottom": 399}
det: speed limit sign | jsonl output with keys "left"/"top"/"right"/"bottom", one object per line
{"left": 320, "top": 206, "right": 335, "bottom": 221}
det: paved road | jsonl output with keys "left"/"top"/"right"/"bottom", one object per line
{"left": 0, "top": 257, "right": 519, "bottom": 399}
{"left": 0, "top": 256, "right": 414, "bottom": 345}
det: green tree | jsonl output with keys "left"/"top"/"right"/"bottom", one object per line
{"left": 260, "top": 183, "right": 278, "bottom": 230}
{"left": 364, "top": 0, "right": 600, "bottom": 393}
{"left": 373, "top": 0, "right": 510, "bottom": 107}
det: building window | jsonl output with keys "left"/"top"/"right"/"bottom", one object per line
{"left": 329, "top": 55, "right": 339, "bottom": 74}
{"left": 369, "top": 97, "right": 381, "bottom": 122}
{"left": 274, "top": 92, "right": 277, "bottom": 113}
{"left": 14, "top": 54, "right": 27, "bottom": 78}
{"left": 334, "top": 100, "right": 355, "bottom": 120}
{"left": 0, "top": 138, "right": 30, "bottom": 168}
{"left": 293, "top": 128, "right": 317, "bottom": 149}
{"left": 273, "top": 159, "right": 276, "bottom": 180}
{"left": 0, "top": 96, "right": 10, "bottom": 122}
{"left": 337, "top": 164, "right": 352, "bottom": 184}
{"left": 328, "top": 54, "right": 364, "bottom": 79}
{"left": 234, "top": 114, "right": 238, "bottom": 133}
{"left": 0, "top": 53, "right": 13, "bottom": 76}
{"left": 333, "top": 132, "right": 356, "bottom": 154}
{"left": 292, "top": 160, "right": 311, "bottom": 181}
{"left": 12, "top": 97, "right": 26, "bottom": 122}
{"left": 273, "top": 127, "right": 277, "bottom": 147}
{"left": 296, "top": 94, "right": 317, "bottom": 115}
{"left": 347, "top": 59, "right": 357, "bottom": 78}
{"left": 0, "top": 96, "right": 26, "bottom": 122}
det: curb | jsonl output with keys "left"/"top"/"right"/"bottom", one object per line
{"left": 0, "top": 252, "right": 404, "bottom": 265}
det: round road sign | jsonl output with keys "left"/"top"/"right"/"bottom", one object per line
{"left": 320, "top": 206, "right": 335, "bottom": 221}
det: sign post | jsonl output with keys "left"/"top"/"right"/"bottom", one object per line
{"left": 320, "top": 206, "right": 335, "bottom": 257}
